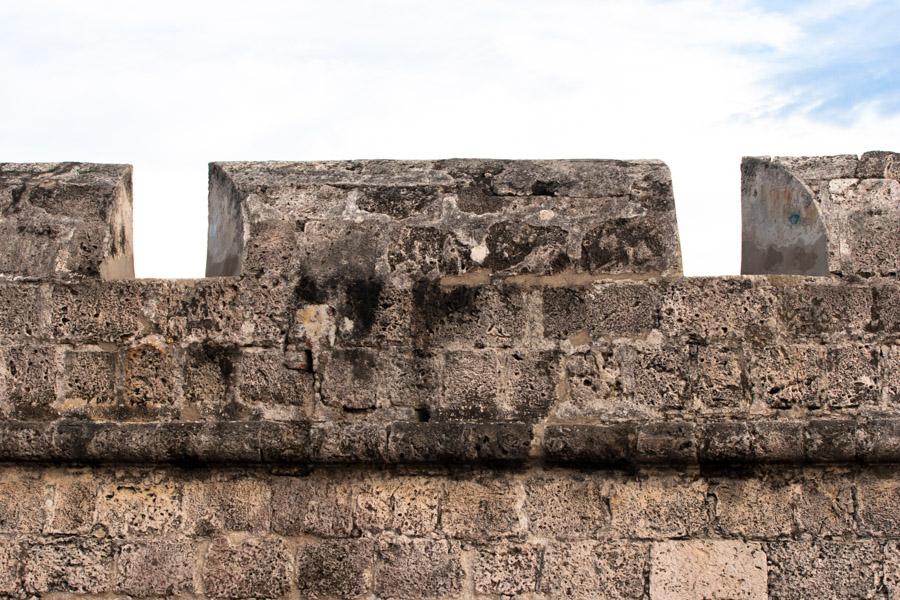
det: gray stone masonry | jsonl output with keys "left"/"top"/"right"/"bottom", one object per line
{"left": 0, "top": 155, "right": 897, "bottom": 598}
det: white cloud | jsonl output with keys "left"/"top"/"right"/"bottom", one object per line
{"left": 0, "top": 0, "right": 897, "bottom": 277}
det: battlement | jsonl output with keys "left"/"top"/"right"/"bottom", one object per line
{"left": 0, "top": 155, "right": 897, "bottom": 599}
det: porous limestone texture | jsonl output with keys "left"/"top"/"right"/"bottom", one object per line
{"left": 743, "top": 152, "right": 900, "bottom": 277}
{"left": 0, "top": 154, "right": 898, "bottom": 599}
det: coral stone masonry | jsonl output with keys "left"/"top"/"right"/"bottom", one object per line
{"left": 0, "top": 154, "right": 898, "bottom": 598}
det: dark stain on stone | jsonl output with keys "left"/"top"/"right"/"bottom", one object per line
{"left": 484, "top": 222, "right": 569, "bottom": 272}
{"left": 345, "top": 278, "right": 384, "bottom": 337}
{"left": 531, "top": 180, "right": 560, "bottom": 196}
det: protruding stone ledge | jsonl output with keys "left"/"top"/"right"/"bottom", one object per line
{"left": 3, "top": 418, "right": 900, "bottom": 466}
{"left": 0, "top": 163, "right": 134, "bottom": 280}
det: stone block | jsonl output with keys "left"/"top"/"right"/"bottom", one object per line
{"left": 122, "top": 342, "right": 178, "bottom": 419}
{"left": 180, "top": 342, "right": 239, "bottom": 419}
{"left": 435, "top": 350, "right": 501, "bottom": 420}
{"left": 95, "top": 478, "right": 182, "bottom": 537}
{"left": 355, "top": 476, "right": 442, "bottom": 536}
{"left": 183, "top": 477, "right": 270, "bottom": 534}
{"left": 857, "top": 150, "right": 900, "bottom": 179}
{"left": 442, "top": 476, "right": 522, "bottom": 540}
{"left": 543, "top": 281, "right": 661, "bottom": 340}
{"left": 0, "top": 282, "right": 48, "bottom": 339}
{"left": 208, "top": 160, "right": 681, "bottom": 280}
{"left": 270, "top": 473, "right": 354, "bottom": 537}
{"left": 610, "top": 473, "right": 709, "bottom": 538}
{"left": 202, "top": 536, "right": 291, "bottom": 600}
{"left": 543, "top": 424, "right": 636, "bottom": 466}
{"left": 1, "top": 345, "right": 58, "bottom": 419}
{"left": 499, "top": 350, "right": 558, "bottom": 420}
{"left": 116, "top": 539, "right": 194, "bottom": 596}
{"left": 828, "top": 178, "right": 900, "bottom": 276}
{"left": 872, "top": 281, "right": 900, "bottom": 333}
{"left": 857, "top": 469, "right": 900, "bottom": 535}
{"left": 523, "top": 472, "right": 610, "bottom": 538}
{"left": 713, "top": 474, "right": 797, "bottom": 538}
{"left": 541, "top": 541, "right": 648, "bottom": 599}
{"left": 660, "top": 277, "right": 779, "bottom": 342}
{"left": 155, "top": 278, "right": 243, "bottom": 342}
{"left": 410, "top": 282, "right": 532, "bottom": 349}
{"left": 765, "top": 541, "right": 883, "bottom": 600}
{"left": 473, "top": 543, "right": 542, "bottom": 596}
{"left": 22, "top": 537, "right": 112, "bottom": 594}
{"left": 746, "top": 343, "right": 826, "bottom": 409}
{"left": 296, "top": 539, "right": 374, "bottom": 599}
{"left": 47, "top": 473, "right": 98, "bottom": 534}
{"left": 50, "top": 280, "right": 153, "bottom": 342}
{"left": 236, "top": 348, "right": 314, "bottom": 417}
{"left": 385, "top": 422, "right": 532, "bottom": 463}
{"left": 692, "top": 342, "right": 746, "bottom": 410}
{"left": 62, "top": 348, "right": 119, "bottom": 412}
{"left": 554, "top": 350, "right": 618, "bottom": 419}
{"left": 615, "top": 339, "right": 691, "bottom": 414}
{"left": 0, "top": 541, "right": 20, "bottom": 595}
{"left": 0, "top": 162, "right": 133, "bottom": 279}
{"left": 776, "top": 281, "right": 873, "bottom": 337}
{"left": 374, "top": 537, "right": 463, "bottom": 599}
{"left": 0, "top": 473, "right": 46, "bottom": 533}
{"left": 650, "top": 540, "right": 767, "bottom": 600}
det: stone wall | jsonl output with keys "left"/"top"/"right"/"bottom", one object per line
{"left": 0, "top": 155, "right": 898, "bottom": 598}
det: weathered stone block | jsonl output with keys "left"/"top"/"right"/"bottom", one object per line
{"left": 473, "top": 543, "right": 542, "bottom": 596}
{"left": 22, "top": 537, "right": 112, "bottom": 594}
{"left": 857, "top": 469, "right": 900, "bottom": 535}
{"left": 747, "top": 344, "right": 826, "bottom": 409}
{"left": 374, "top": 537, "right": 463, "bottom": 599}
{"left": 385, "top": 422, "right": 532, "bottom": 463}
{"left": 270, "top": 473, "right": 354, "bottom": 537}
{"left": 610, "top": 473, "right": 708, "bottom": 538}
{"left": 1, "top": 345, "right": 58, "bottom": 419}
{"left": 650, "top": 540, "right": 767, "bottom": 600}
{"left": 296, "top": 539, "right": 374, "bottom": 599}
{"left": 0, "top": 162, "right": 133, "bottom": 279}
{"left": 436, "top": 350, "right": 500, "bottom": 420}
{"left": 543, "top": 281, "right": 661, "bottom": 340}
{"left": 660, "top": 277, "right": 779, "bottom": 342}
{"left": 355, "top": 476, "right": 442, "bottom": 536}
{"left": 410, "top": 283, "right": 532, "bottom": 349}
{"left": 442, "top": 476, "right": 522, "bottom": 540}
{"left": 857, "top": 150, "right": 900, "bottom": 179}
{"left": 554, "top": 350, "right": 618, "bottom": 419}
{"left": 776, "top": 281, "right": 873, "bottom": 337}
{"left": 714, "top": 474, "right": 796, "bottom": 538}
{"left": 0, "top": 541, "right": 20, "bottom": 595}
{"left": 123, "top": 342, "right": 178, "bottom": 418}
{"left": 95, "top": 478, "right": 182, "bottom": 536}
{"left": 766, "top": 541, "right": 883, "bottom": 600}
{"left": 50, "top": 281, "right": 152, "bottom": 342}
{"left": 616, "top": 339, "right": 690, "bottom": 414}
{"left": 692, "top": 342, "right": 746, "bottom": 410}
{"left": 116, "top": 539, "right": 194, "bottom": 596}
{"left": 499, "top": 350, "right": 558, "bottom": 420}
{"left": 0, "top": 473, "right": 46, "bottom": 533}
{"left": 47, "top": 473, "right": 97, "bottom": 534}
{"left": 183, "top": 477, "right": 270, "bottom": 534}
{"left": 181, "top": 342, "right": 238, "bottom": 419}
{"left": 236, "top": 347, "right": 313, "bottom": 418}
{"left": 540, "top": 541, "right": 648, "bottom": 599}
{"left": 63, "top": 348, "right": 118, "bottom": 411}
{"left": 523, "top": 472, "right": 610, "bottom": 538}
{"left": 0, "top": 282, "right": 48, "bottom": 338}
{"left": 202, "top": 536, "right": 291, "bottom": 599}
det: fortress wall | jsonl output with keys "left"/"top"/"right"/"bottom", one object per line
{"left": 0, "top": 156, "right": 897, "bottom": 598}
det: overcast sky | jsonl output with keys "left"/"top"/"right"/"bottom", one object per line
{"left": 1, "top": 0, "right": 898, "bottom": 277}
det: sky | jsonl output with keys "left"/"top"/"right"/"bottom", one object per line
{"left": 1, "top": 0, "right": 898, "bottom": 277}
